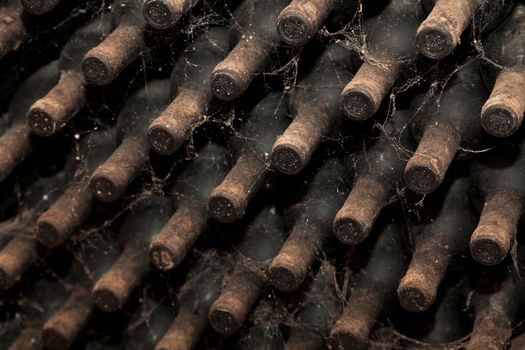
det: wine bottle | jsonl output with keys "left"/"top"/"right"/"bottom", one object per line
{"left": 330, "top": 223, "right": 408, "bottom": 350}
{"left": 468, "top": 141, "right": 525, "bottom": 266}
{"left": 154, "top": 252, "right": 224, "bottom": 350}
{"left": 90, "top": 80, "right": 171, "bottom": 202}
{"left": 82, "top": 0, "right": 147, "bottom": 86}
{"left": 0, "top": 61, "right": 60, "bottom": 182}
{"left": 285, "top": 262, "right": 341, "bottom": 350}
{"left": 341, "top": 0, "right": 425, "bottom": 121}
{"left": 27, "top": 17, "right": 112, "bottom": 137}
{"left": 405, "top": 59, "right": 490, "bottom": 194}
{"left": 466, "top": 263, "right": 525, "bottom": 350}
{"left": 271, "top": 43, "right": 353, "bottom": 175}
{"left": 276, "top": 0, "right": 359, "bottom": 47}
{"left": 21, "top": 0, "right": 63, "bottom": 14}
{"left": 147, "top": 27, "right": 232, "bottom": 155}
{"left": 149, "top": 142, "right": 229, "bottom": 270}
{"left": 397, "top": 177, "right": 477, "bottom": 312}
{"left": 210, "top": 0, "right": 290, "bottom": 101}
{"left": 209, "top": 92, "right": 289, "bottom": 223}
{"left": 479, "top": 4, "right": 525, "bottom": 138}
{"left": 208, "top": 203, "right": 287, "bottom": 334}
{"left": 36, "top": 128, "right": 117, "bottom": 248}
{"left": 92, "top": 195, "right": 174, "bottom": 312}
{"left": 0, "top": 1, "right": 29, "bottom": 60}
{"left": 333, "top": 108, "right": 415, "bottom": 245}
{"left": 268, "top": 157, "right": 349, "bottom": 292}
{"left": 142, "top": 0, "right": 201, "bottom": 29}
{"left": 417, "top": 0, "right": 515, "bottom": 60}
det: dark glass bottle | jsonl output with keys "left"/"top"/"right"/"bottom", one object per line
{"left": 208, "top": 203, "right": 287, "bottom": 334}
{"left": 209, "top": 92, "right": 289, "bottom": 223}
{"left": 147, "top": 27, "right": 232, "bottom": 155}
{"left": 270, "top": 43, "right": 353, "bottom": 175}
{"left": 210, "top": 0, "right": 290, "bottom": 101}
{"left": 20, "top": 0, "right": 63, "bottom": 14}
{"left": 149, "top": 142, "right": 230, "bottom": 270}
{"left": 268, "top": 157, "right": 349, "bottom": 292}
{"left": 89, "top": 79, "right": 171, "bottom": 203}
{"left": 82, "top": 0, "right": 147, "bottom": 86}
{"left": 27, "top": 17, "right": 113, "bottom": 137}
{"left": 479, "top": 4, "right": 525, "bottom": 138}
{"left": 333, "top": 108, "right": 415, "bottom": 245}
{"left": 405, "top": 59, "right": 490, "bottom": 194}
{"left": 340, "top": 0, "right": 425, "bottom": 121}
{"left": 418, "top": 0, "right": 515, "bottom": 60}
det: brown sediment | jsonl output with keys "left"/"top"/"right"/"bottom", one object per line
{"left": 397, "top": 234, "right": 449, "bottom": 312}
{"left": 470, "top": 191, "right": 522, "bottom": 266}
{"left": 404, "top": 123, "right": 460, "bottom": 194}
{"left": 466, "top": 294, "right": 512, "bottom": 350}
{"left": 36, "top": 180, "right": 93, "bottom": 248}
{"left": 330, "top": 285, "right": 384, "bottom": 350}
{"left": 27, "top": 71, "right": 86, "bottom": 137}
{"left": 155, "top": 297, "right": 210, "bottom": 350}
{"left": 481, "top": 69, "right": 525, "bottom": 138}
{"left": 208, "top": 265, "right": 263, "bottom": 334}
{"left": 92, "top": 241, "right": 149, "bottom": 312}
{"left": 0, "top": 236, "right": 37, "bottom": 289}
{"left": 149, "top": 201, "right": 208, "bottom": 271}
{"left": 271, "top": 103, "right": 333, "bottom": 175}
{"left": 142, "top": 0, "right": 199, "bottom": 29}
{"left": 0, "top": 5, "right": 28, "bottom": 60}
{"left": 417, "top": 0, "right": 473, "bottom": 59}
{"left": 333, "top": 177, "right": 390, "bottom": 245}
{"left": 20, "top": 0, "right": 61, "bottom": 14}
{"left": 42, "top": 285, "right": 94, "bottom": 350}
{"left": 89, "top": 136, "right": 149, "bottom": 203}
{"left": 341, "top": 61, "right": 398, "bottom": 120}
{"left": 82, "top": 23, "right": 145, "bottom": 86}
{"left": 8, "top": 326, "right": 42, "bottom": 350}
{"left": 285, "top": 328, "right": 324, "bottom": 350}
{"left": 0, "top": 124, "right": 32, "bottom": 182}
{"left": 269, "top": 215, "right": 324, "bottom": 292}
{"left": 277, "top": 0, "right": 332, "bottom": 46}
{"left": 210, "top": 38, "right": 272, "bottom": 101}
{"left": 209, "top": 154, "right": 267, "bottom": 223}
{"left": 148, "top": 89, "right": 209, "bottom": 155}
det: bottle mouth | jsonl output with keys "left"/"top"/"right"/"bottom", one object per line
{"left": 277, "top": 12, "right": 314, "bottom": 47}
{"left": 417, "top": 25, "right": 456, "bottom": 60}
{"left": 142, "top": 0, "right": 179, "bottom": 29}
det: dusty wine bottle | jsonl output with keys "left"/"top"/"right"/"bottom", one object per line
{"left": 341, "top": 0, "right": 425, "bottom": 121}
{"left": 330, "top": 223, "right": 408, "bottom": 350}
{"left": 147, "top": 27, "right": 232, "bottom": 155}
{"left": 405, "top": 59, "right": 490, "bottom": 194}
{"left": 92, "top": 195, "right": 174, "bottom": 312}
{"left": 36, "top": 128, "right": 118, "bottom": 248}
{"left": 417, "top": 0, "right": 515, "bottom": 60}
{"left": 271, "top": 43, "right": 353, "bottom": 175}
{"left": 333, "top": 108, "right": 414, "bottom": 245}
{"left": 468, "top": 141, "right": 525, "bottom": 266}
{"left": 268, "top": 157, "right": 349, "bottom": 292}
{"left": 285, "top": 262, "right": 341, "bottom": 350}
{"left": 210, "top": 0, "right": 289, "bottom": 101}
{"left": 154, "top": 252, "right": 224, "bottom": 350}
{"left": 82, "top": 0, "right": 146, "bottom": 86}
{"left": 479, "top": 4, "right": 525, "bottom": 138}
{"left": 0, "top": 1, "right": 28, "bottom": 60}
{"left": 397, "top": 177, "right": 477, "bottom": 312}
{"left": 142, "top": 0, "right": 200, "bottom": 29}
{"left": 149, "top": 142, "right": 229, "bottom": 271}
{"left": 276, "top": 0, "right": 359, "bottom": 47}
{"left": 27, "top": 17, "right": 112, "bottom": 137}
{"left": 0, "top": 61, "right": 60, "bottom": 182}
{"left": 90, "top": 79, "right": 171, "bottom": 202}
{"left": 466, "top": 262, "right": 525, "bottom": 350}
{"left": 208, "top": 203, "right": 287, "bottom": 334}
{"left": 209, "top": 92, "right": 289, "bottom": 223}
